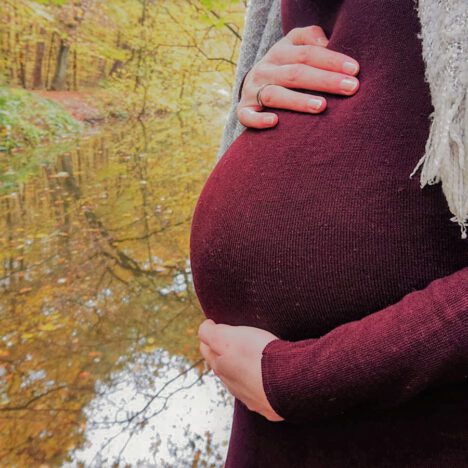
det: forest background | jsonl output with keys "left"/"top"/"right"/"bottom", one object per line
{"left": 1, "top": 0, "right": 245, "bottom": 150}
{"left": 0, "top": 0, "right": 246, "bottom": 466}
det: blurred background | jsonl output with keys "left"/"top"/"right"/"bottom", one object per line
{"left": 0, "top": 0, "right": 246, "bottom": 465}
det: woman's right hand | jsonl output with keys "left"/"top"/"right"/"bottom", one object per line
{"left": 236, "top": 25, "right": 360, "bottom": 129}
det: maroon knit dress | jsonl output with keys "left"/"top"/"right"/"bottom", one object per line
{"left": 189, "top": 0, "right": 468, "bottom": 466}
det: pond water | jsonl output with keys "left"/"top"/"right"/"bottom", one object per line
{"left": 0, "top": 113, "right": 233, "bottom": 466}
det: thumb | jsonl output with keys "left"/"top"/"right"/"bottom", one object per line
{"left": 198, "top": 319, "right": 217, "bottom": 345}
{"left": 198, "top": 320, "right": 238, "bottom": 355}
{"left": 308, "top": 25, "right": 329, "bottom": 47}
{"left": 287, "top": 24, "right": 329, "bottom": 47}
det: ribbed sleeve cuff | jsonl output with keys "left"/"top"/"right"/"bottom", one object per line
{"left": 261, "top": 337, "right": 325, "bottom": 424}
{"left": 260, "top": 268, "right": 468, "bottom": 425}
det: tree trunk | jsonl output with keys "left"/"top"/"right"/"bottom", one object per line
{"left": 45, "top": 32, "right": 56, "bottom": 89}
{"left": 97, "top": 57, "right": 106, "bottom": 80}
{"left": 109, "top": 60, "right": 123, "bottom": 77}
{"left": 134, "top": 0, "right": 148, "bottom": 90}
{"left": 51, "top": 40, "right": 70, "bottom": 91}
{"left": 72, "top": 46, "right": 77, "bottom": 90}
{"left": 16, "top": 32, "right": 27, "bottom": 87}
{"left": 18, "top": 45, "right": 27, "bottom": 88}
{"left": 32, "top": 40, "right": 45, "bottom": 89}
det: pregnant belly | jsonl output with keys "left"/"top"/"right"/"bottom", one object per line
{"left": 189, "top": 109, "right": 466, "bottom": 340}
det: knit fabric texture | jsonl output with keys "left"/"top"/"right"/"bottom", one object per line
{"left": 190, "top": 0, "right": 468, "bottom": 466}
{"left": 216, "top": 0, "right": 468, "bottom": 239}
{"left": 409, "top": 0, "right": 468, "bottom": 238}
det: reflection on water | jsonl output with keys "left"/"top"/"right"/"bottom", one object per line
{"left": 68, "top": 350, "right": 232, "bottom": 466}
{"left": 0, "top": 113, "right": 233, "bottom": 466}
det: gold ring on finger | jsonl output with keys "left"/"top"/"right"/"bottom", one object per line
{"left": 256, "top": 83, "right": 274, "bottom": 108}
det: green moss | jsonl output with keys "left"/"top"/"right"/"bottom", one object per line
{"left": 0, "top": 87, "right": 82, "bottom": 152}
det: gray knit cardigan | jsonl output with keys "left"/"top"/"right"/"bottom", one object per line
{"left": 215, "top": 0, "right": 468, "bottom": 239}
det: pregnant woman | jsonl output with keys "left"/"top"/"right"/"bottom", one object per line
{"left": 190, "top": 0, "right": 468, "bottom": 466}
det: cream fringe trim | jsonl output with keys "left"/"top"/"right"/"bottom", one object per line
{"left": 411, "top": 0, "right": 468, "bottom": 239}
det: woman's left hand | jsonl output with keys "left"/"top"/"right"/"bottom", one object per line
{"left": 198, "top": 319, "right": 285, "bottom": 422}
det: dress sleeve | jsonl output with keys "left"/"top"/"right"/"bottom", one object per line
{"left": 261, "top": 267, "right": 468, "bottom": 424}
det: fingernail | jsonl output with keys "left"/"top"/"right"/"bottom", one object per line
{"left": 342, "top": 61, "right": 358, "bottom": 75}
{"left": 265, "top": 115, "right": 276, "bottom": 124}
{"left": 317, "top": 37, "right": 328, "bottom": 46}
{"left": 307, "top": 98, "right": 323, "bottom": 110}
{"left": 340, "top": 78, "right": 359, "bottom": 92}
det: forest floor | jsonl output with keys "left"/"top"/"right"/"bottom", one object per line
{"left": 32, "top": 91, "right": 104, "bottom": 123}
{"left": 1, "top": 86, "right": 168, "bottom": 152}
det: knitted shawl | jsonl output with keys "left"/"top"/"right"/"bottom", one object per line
{"left": 216, "top": 0, "right": 468, "bottom": 239}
